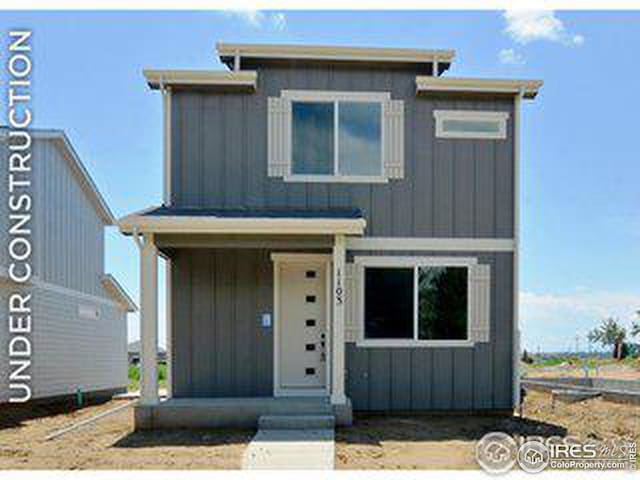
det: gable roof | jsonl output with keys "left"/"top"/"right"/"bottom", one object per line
{"left": 0, "top": 127, "right": 116, "bottom": 224}
{"left": 217, "top": 42, "right": 454, "bottom": 73}
{"left": 102, "top": 274, "right": 137, "bottom": 312}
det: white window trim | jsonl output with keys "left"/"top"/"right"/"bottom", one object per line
{"left": 281, "top": 90, "right": 390, "bottom": 183}
{"left": 354, "top": 255, "right": 476, "bottom": 348}
{"left": 434, "top": 110, "right": 509, "bottom": 140}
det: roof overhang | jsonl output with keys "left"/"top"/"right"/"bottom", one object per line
{"left": 101, "top": 274, "right": 137, "bottom": 312}
{"left": 0, "top": 128, "right": 116, "bottom": 225}
{"left": 217, "top": 42, "right": 455, "bottom": 71}
{"left": 143, "top": 69, "right": 258, "bottom": 91}
{"left": 416, "top": 76, "right": 543, "bottom": 99}
{"left": 118, "top": 208, "right": 366, "bottom": 236}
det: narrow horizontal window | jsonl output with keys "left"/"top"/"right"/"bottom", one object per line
{"left": 434, "top": 110, "right": 508, "bottom": 140}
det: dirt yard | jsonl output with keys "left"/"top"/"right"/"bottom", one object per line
{"left": 335, "top": 390, "right": 640, "bottom": 469}
{"left": 0, "top": 400, "right": 252, "bottom": 469}
{"left": 0, "top": 390, "right": 637, "bottom": 470}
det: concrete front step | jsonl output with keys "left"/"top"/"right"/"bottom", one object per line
{"left": 259, "top": 414, "right": 335, "bottom": 430}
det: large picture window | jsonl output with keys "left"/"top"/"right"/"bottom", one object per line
{"left": 357, "top": 257, "right": 473, "bottom": 346}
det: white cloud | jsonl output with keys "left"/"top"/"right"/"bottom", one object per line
{"left": 503, "top": 10, "right": 584, "bottom": 46}
{"left": 521, "top": 289, "right": 640, "bottom": 352}
{"left": 499, "top": 48, "right": 525, "bottom": 65}
{"left": 226, "top": 10, "right": 287, "bottom": 31}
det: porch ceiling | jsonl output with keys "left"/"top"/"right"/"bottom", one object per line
{"left": 118, "top": 206, "right": 366, "bottom": 236}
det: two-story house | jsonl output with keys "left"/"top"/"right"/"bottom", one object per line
{"left": 1, "top": 128, "right": 136, "bottom": 404}
{"left": 120, "top": 43, "right": 541, "bottom": 429}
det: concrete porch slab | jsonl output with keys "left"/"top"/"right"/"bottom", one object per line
{"left": 134, "top": 396, "right": 352, "bottom": 430}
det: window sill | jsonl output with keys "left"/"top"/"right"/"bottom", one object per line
{"left": 356, "top": 339, "right": 475, "bottom": 348}
{"left": 283, "top": 175, "right": 389, "bottom": 184}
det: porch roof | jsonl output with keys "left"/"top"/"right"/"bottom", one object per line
{"left": 118, "top": 206, "right": 366, "bottom": 236}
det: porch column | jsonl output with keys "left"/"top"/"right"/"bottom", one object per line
{"left": 331, "top": 234, "right": 346, "bottom": 405}
{"left": 140, "top": 233, "right": 159, "bottom": 405}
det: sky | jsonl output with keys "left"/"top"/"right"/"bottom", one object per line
{"left": 1, "top": 10, "right": 639, "bottom": 352}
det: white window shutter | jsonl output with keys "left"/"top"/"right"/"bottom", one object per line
{"left": 383, "top": 99, "right": 405, "bottom": 179}
{"left": 267, "top": 97, "right": 291, "bottom": 177}
{"left": 344, "top": 263, "right": 359, "bottom": 342}
{"left": 470, "top": 264, "right": 491, "bottom": 343}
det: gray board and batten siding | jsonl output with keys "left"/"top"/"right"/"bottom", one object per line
{"left": 169, "top": 64, "right": 515, "bottom": 240}
{"left": 165, "top": 61, "right": 516, "bottom": 411}
{"left": 167, "top": 247, "right": 513, "bottom": 411}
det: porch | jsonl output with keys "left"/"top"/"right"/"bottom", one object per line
{"left": 134, "top": 396, "right": 353, "bottom": 429}
{"left": 118, "top": 206, "right": 365, "bottom": 429}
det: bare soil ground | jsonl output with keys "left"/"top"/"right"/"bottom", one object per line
{"left": 0, "top": 390, "right": 637, "bottom": 470}
{"left": 0, "top": 400, "right": 252, "bottom": 469}
{"left": 335, "top": 390, "right": 640, "bottom": 469}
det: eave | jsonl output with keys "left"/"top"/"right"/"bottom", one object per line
{"left": 143, "top": 69, "right": 258, "bottom": 91}
{"left": 118, "top": 209, "right": 366, "bottom": 236}
{"left": 416, "top": 76, "right": 543, "bottom": 99}
{"left": 102, "top": 274, "right": 137, "bottom": 312}
{"left": 217, "top": 42, "right": 455, "bottom": 71}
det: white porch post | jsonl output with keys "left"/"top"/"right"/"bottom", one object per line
{"left": 140, "top": 233, "right": 159, "bottom": 405}
{"left": 331, "top": 234, "right": 346, "bottom": 405}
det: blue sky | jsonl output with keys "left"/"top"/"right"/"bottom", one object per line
{"left": 1, "top": 10, "right": 639, "bottom": 352}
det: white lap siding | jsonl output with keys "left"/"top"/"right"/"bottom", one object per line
{"left": 0, "top": 283, "right": 127, "bottom": 402}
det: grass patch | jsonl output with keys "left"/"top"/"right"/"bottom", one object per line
{"left": 128, "top": 363, "right": 166, "bottom": 392}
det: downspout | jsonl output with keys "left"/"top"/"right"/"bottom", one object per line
{"left": 513, "top": 87, "right": 524, "bottom": 411}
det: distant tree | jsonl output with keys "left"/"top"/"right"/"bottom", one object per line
{"left": 521, "top": 349, "right": 534, "bottom": 364}
{"left": 587, "top": 317, "right": 627, "bottom": 360}
{"left": 631, "top": 310, "right": 640, "bottom": 337}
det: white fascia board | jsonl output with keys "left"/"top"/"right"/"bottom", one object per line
{"left": 416, "top": 76, "right": 543, "bottom": 99}
{"left": 347, "top": 237, "right": 515, "bottom": 252}
{"left": 143, "top": 69, "right": 258, "bottom": 90}
{"left": 217, "top": 42, "right": 455, "bottom": 65}
{"left": 101, "top": 274, "right": 138, "bottom": 312}
{"left": 118, "top": 214, "right": 366, "bottom": 236}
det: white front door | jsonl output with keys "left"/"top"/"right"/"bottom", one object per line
{"left": 276, "top": 258, "right": 329, "bottom": 395}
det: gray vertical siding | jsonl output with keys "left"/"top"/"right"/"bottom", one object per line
{"left": 170, "top": 65, "right": 515, "bottom": 239}
{"left": 166, "top": 61, "right": 517, "bottom": 410}
{"left": 32, "top": 139, "right": 106, "bottom": 297}
{"left": 345, "top": 251, "right": 514, "bottom": 411}
{"left": 169, "top": 246, "right": 513, "bottom": 410}
{"left": 171, "top": 248, "right": 274, "bottom": 397}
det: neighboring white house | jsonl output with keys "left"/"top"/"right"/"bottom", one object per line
{"left": 0, "top": 128, "right": 136, "bottom": 404}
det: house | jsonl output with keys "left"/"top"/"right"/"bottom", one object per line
{"left": 119, "top": 43, "right": 542, "bottom": 429}
{"left": 0, "top": 128, "right": 136, "bottom": 404}
{"left": 128, "top": 340, "right": 167, "bottom": 365}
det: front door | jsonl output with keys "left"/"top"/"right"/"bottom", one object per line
{"left": 276, "top": 258, "right": 328, "bottom": 395}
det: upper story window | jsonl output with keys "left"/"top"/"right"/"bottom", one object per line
{"left": 434, "top": 110, "right": 509, "bottom": 140}
{"left": 292, "top": 100, "right": 382, "bottom": 177}
{"left": 268, "top": 91, "right": 404, "bottom": 183}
